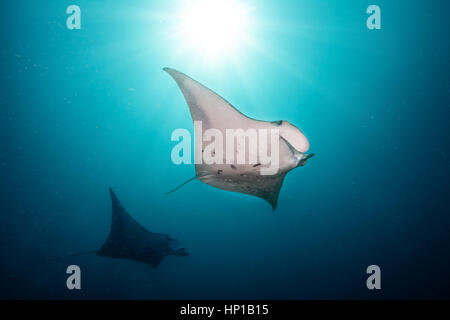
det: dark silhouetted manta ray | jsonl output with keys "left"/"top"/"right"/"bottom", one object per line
{"left": 70, "top": 188, "right": 188, "bottom": 268}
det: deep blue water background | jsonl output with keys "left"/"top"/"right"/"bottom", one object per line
{"left": 0, "top": 0, "right": 449, "bottom": 299}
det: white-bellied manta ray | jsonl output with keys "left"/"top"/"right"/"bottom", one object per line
{"left": 164, "top": 68, "right": 314, "bottom": 210}
{"left": 69, "top": 188, "right": 189, "bottom": 267}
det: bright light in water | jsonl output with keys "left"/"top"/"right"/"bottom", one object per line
{"left": 176, "top": 0, "right": 252, "bottom": 61}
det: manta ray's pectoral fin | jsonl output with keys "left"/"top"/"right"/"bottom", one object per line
{"left": 163, "top": 67, "right": 248, "bottom": 126}
{"left": 198, "top": 171, "right": 288, "bottom": 211}
{"left": 256, "top": 173, "right": 287, "bottom": 211}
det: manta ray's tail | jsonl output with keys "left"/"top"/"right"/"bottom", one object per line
{"left": 165, "top": 176, "right": 198, "bottom": 195}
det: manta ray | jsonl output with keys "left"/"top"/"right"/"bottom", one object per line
{"left": 70, "top": 188, "right": 188, "bottom": 267}
{"left": 164, "top": 68, "right": 314, "bottom": 210}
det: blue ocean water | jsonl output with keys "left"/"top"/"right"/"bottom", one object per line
{"left": 0, "top": 0, "right": 449, "bottom": 299}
